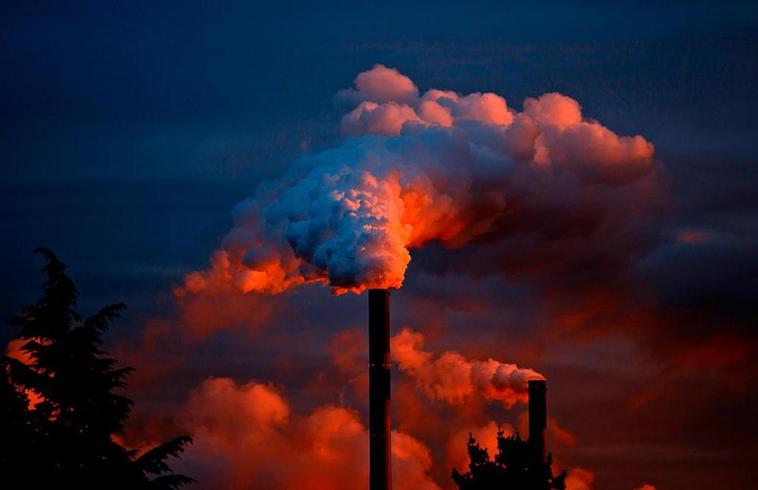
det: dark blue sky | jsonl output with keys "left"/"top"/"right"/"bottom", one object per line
{"left": 2, "top": 2, "right": 757, "bottom": 489}
{"left": 3, "top": 1, "right": 757, "bottom": 178}
{"left": 3, "top": 1, "right": 757, "bottom": 318}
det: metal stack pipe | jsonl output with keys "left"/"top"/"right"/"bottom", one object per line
{"left": 368, "top": 289, "right": 391, "bottom": 490}
{"left": 528, "top": 379, "right": 547, "bottom": 464}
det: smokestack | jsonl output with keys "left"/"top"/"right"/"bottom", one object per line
{"left": 528, "top": 379, "right": 547, "bottom": 464}
{"left": 368, "top": 289, "right": 392, "bottom": 490}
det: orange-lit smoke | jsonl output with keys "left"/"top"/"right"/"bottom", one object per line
{"left": 180, "top": 64, "right": 656, "bottom": 296}
{"left": 391, "top": 328, "right": 544, "bottom": 407}
{"left": 173, "top": 377, "right": 440, "bottom": 490}
{"left": 328, "top": 328, "right": 369, "bottom": 398}
{"left": 565, "top": 468, "right": 595, "bottom": 490}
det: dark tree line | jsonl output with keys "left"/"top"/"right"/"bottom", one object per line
{"left": 452, "top": 429, "right": 567, "bottom": 490}
{"left": 1, "top": 249, "right": 194, "bottom": 489}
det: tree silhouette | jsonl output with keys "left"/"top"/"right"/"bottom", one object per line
{"left": 452, "top": 428, "right": 567, "bottom": 490}
{"left": 1, "top": 248, "right": 194, "bottom": 489}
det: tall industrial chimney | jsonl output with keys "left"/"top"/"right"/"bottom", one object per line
{"left": 368, "top": 289, "right": 391, "bottom": 490}
{"left": 528, "top": 379, "right": 547, "bottom": 464}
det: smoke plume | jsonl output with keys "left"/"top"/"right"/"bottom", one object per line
{"left": 180, "top": 64, "right": 656, "bottom": 295}
{"left": 172, "top": 377, "right": 440, "bottom": 490}
{"left": 566, "top": 468, "right": 595, "bottom": 490}
{"left": 391, "top": 328, "right": 543, "bottom": 407}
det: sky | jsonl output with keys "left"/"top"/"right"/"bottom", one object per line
{"left": 2, "top": 1, "right": 758, "bottom": 489}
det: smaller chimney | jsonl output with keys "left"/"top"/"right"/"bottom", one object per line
{"left": 528, "top": 379, "right": 547, "bottom": 464}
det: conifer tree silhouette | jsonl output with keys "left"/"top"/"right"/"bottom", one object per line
{"left": 452, "top": 428, "right": 567, "bottom": 490}
{"left": 1, "top": 248, "right": 195, "bottom": 489}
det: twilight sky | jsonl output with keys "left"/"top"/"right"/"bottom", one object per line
{"left": 2, "top": 2, "right": 757, "bottom": 489}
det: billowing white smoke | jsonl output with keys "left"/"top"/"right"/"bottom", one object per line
{"left": 181, "top": 64, "right": 655, "bottom": 295}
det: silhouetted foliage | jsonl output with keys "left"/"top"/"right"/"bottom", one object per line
{"left": 1, "top": 248, "right": 195, "bottom": 489}
{"left": 452, "top": 428, "right": 567, "bottom": 490}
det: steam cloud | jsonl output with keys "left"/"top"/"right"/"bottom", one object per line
{"left": 174, "top": 377, "right": 440, "bottom": 490}
{"left": 181, "top": 64, "right": 656, "bottom": 295}
{"left": 566, "top": 468, "right": 595, "bottom": 490}
{"left": 391, "top": 328, "right": 543, "bottom": 407}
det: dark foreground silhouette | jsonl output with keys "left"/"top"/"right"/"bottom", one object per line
{"left": 1, "top": 249, "right": 194, "bottom": 489}
{"left": 452, "top": 429, "right": 567, "bottom": 490}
